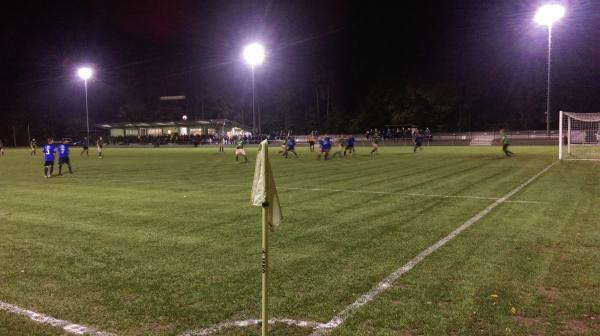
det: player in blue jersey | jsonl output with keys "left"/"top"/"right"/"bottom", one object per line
{"left": 317, "top": 136, "right": 332, "bottom": 160}
{"left": 344, "top": 135, "right": 355, "bottom": 157}
{"left": 283, "top": 136, "right": 298, "bottom": 158}
{"left": 43, "top": 138, "right": 56, "bottom": 178}
{"left": 58, "top": 139, "right": 73, "bottom": 175}
{"left": 413, "top": 131, "right": 424, "bottom": 153}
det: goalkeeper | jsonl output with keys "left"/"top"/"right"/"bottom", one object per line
{"left": 500, "top": 128, "right": 514, "bottom": 157}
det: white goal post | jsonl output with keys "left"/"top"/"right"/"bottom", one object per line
{"left": 559, "top": 111, "right": 600, "bottom": 160}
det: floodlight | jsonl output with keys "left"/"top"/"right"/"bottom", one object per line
{"left": 243, "top": 43, "right": 265, "bottom": 66}
{"left": 182, "top": 115, "right": 188, "bottom": 121}
{"left": 77, "top": 67, "right": 93, "bottom": 80}
{"left": 534, "top": 4, "right": 565, "bottom": 26}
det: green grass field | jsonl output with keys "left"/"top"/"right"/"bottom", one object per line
{"left": 0, "top": 145, "right": 599, "bottom": 335}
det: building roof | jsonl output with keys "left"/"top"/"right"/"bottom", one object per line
{"left": 95, "top": 119, "right": 248, "bottom": 129}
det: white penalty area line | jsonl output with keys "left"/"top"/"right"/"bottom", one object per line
{"left": 310, "top": 160, "right": 558, "bottom": 335}
{"left": 0, "top": 300, "right": 114, "bottom": 336}
{"left": 180, "top": 318, "right": 325, "bottom": 336}
{"left": 95, "top": 180, "right": 544, "bottom": 204}
{"left": 278, "top": 186, "right": 544, "bottom": 204}
{"left": 197, "top": 182, "right": 545, "bottom": 205}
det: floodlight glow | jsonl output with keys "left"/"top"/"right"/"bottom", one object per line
{"left": 182, "top": 115, "right": 188, "bottom": 120}
{"left": 534, "top": 4, "right": 565, "bottom": 26}
{"left": 77, "top": 67, "right": 93, "bottom": 80}
{"left": 243, "top": 43, "right": 265, "bottom": 66}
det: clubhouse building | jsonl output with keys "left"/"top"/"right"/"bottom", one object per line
{"left": 95, "top": 119, "right": 250, "bottom": 138}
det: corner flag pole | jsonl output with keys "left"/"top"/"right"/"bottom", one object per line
{"left": 261, "top": 141, "right": 269, "bottom": 336}
{"left": 262, "top": 199, "right": 269, "bottom": 336}
{"left": 252, "top": 139, "right": 282, "bottom": 336}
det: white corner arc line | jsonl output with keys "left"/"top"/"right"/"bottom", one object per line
{"left": 180, "top": 318, "right": 325, "bottom": 336}
{"left": 310, "top": 161, "right": 558, "bottom": 335}
{"left": 0, "top": 301, "right": 114, "bottom": 336}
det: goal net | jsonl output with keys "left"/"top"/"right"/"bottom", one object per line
{"left": 559, "top": 111, "right": 600, "bottom": 160}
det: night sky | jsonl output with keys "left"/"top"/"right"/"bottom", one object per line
{"left": 1, "top": 0, "right": 600, "bottom": 142}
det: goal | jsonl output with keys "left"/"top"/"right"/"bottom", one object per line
{"left": 559, "top": 111, "right": 600, "bottom": 160}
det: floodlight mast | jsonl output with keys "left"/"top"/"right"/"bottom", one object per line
{"left": 534, "top": 4, "right": 565, "bottom": 136}
{"left": 243, "top": 43, "right": 265, "bottom": 134}
{"left": 77, "top": 67, "right": 93, "bottom": 144}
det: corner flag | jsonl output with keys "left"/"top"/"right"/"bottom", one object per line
{"left": 251, "top": 139, "right": 283, "bottom": 230}
{"left": 251, "top": 139, "right": 283, "bottom": 336}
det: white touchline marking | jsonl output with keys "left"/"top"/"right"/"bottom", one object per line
{"left": 179, "top": 318, "right": 325, "bottom": 336}
{"left": 0, "top": 300, "right": 114, "bottom": 336}
{"left": 309, "top": 161, "right": 558, "bottom": 335}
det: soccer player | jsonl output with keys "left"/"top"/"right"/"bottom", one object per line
{"left": 58, "top": 139, "right": 73, "bottom": 175}
{"left": 370, "top": 130, "right": 381, "bottom": 156}
{"left": 332, "top": 136, "right": 346, "bottom": 158}
{"left": 283, "top": 136, "right": 298, "bottom": 158}
{"left": 43, "top": 138, "right": 56, "bottom": 178}
{"left": 308, "top": 133, "right": 316, "bottom": 152}
{"left": 219, "top": 135, "right": 225, "bottom": 152}
{"left": 81, "top": 137, "right": 89, "bottom": 156}
{"left": 96, "top": 137, "right": 104, "bottom": 158}
{"left": 500, "top": 128, "right": 513, "bottom": 157}
{"left": 235, "top": 137, "right": 249, "bottom": 162}
{"left": 317, "top": 135, "right": 332, "bottom": 160}
{"left": 30, "top": 138, "right": 37, "bottom": 156}
{"left": 344, "top": 135, "right": 355, "bottom": 157}
{"left": 413, "top": 131, "right": 424, "bottom": 152}
{"left": 278, "top": 138, "right": 287, "bottom": 155}
{"left": 0, "top": 139, "right": 4, "bottom": 156}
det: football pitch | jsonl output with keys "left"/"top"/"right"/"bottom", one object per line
{"left": 0, "top": 145, "right": 599, "bottom": 335}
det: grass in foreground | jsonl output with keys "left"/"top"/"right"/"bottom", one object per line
{"left": 0, "top": 145, "right": 598, "bottom": 335}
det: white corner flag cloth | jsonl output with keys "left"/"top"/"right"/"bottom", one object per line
{"left": 251, "top": 139, "right": 283, "bottom": 230}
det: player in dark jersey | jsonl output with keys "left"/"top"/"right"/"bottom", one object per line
{"left": 81, "top": 137, "right": 89, "bottom": 156}
{"left": 413, "top": 131, "right": 424, "bottom": 153}
{"left": 308, "top": 133, "right": 316, "bottom": 152}
{"left": 0, "top": 139, "right": 4, "bottom": 156}
{"left": 43, "top": 138, "right": 56, "bottom": 178}
{"left": 58, "top": 139, "right": 73, "bottom": 175}
{"left": 370, "top": 131, "right": 381, "bottom": 156}
{"left": 317, "top": 136, "right": 332, "bottom": 160}
{"left": 283, "top": 136, "right": 298, "bottom": 158}
{"left": 235, "top": 137, "right": 249, "bottom": 162}
{"left": 30, "top": 138, "right": 37, "bottom": 156}
{"left": 96, "top": 137, "right": 103, "bottom": 158}
{"left": 344, "top": 135, "right": 355, "bottom": 157}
